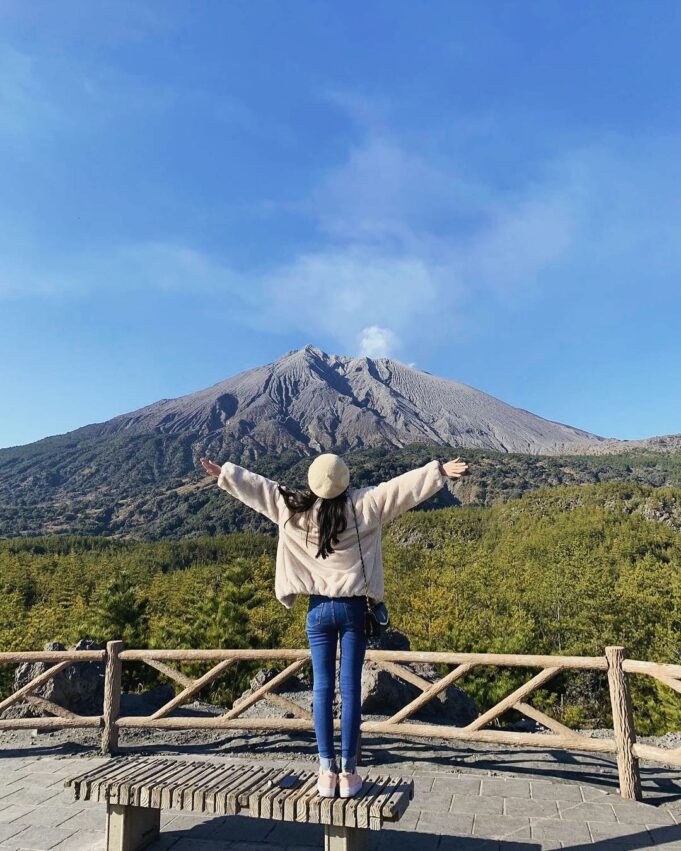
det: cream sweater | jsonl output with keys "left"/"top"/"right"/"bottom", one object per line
{"left": 216, "top": 459, "right": 448, "bottom": 609}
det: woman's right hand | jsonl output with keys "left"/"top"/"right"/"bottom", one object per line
{"left": 200, "top": 457, "right": 222, "bottom": 477}
{"left": 440, "top": 457, "right": 469, "bottom": 479}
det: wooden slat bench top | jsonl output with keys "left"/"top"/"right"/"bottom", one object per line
{"left": 64, "top": 756, "right": 414, "bottom": 828}
{"left": 237, "top": 767, "right": 413, "bottom": 828}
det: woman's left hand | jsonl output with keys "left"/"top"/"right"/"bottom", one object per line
{"left": 200, "top": 457, "right": 222, "bottom": 477}
{"left": 440, "top": 457, "right": 469, "bottom": 479}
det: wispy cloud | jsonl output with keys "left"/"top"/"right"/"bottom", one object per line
{"left": 248, "top": 127, "right": 582, "bottom": 354}
{"left": 0, "top": 242, "right": 245, "bottom": 300}
{"left": 0, "top": 42, "right": 178, "bottom": 142}
{"left": 253, "top": 247, "right": 441, "bottom": 355}
{"left": 1, "top": 1, "right": 177, "bottom": 47}
{"left": 0, "top": 38, "right": 264, "bottom": 144}
{"left": 0, "top": 45, "right": 60, "bottom": 137}
{"left": 358, "top": 326, "right": 400, "bottom": 357}
{"left": 3, "top": 90, "right": 680, "bottom": 362}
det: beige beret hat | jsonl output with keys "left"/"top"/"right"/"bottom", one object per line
{"left": 307, "top": 452, "right": 350, "bottom": 499}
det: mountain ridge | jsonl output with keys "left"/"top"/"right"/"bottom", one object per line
{"left": 44, "top": 343, "right": 605, "bottom": 456}
{"left": 2, "top": 344, "right": 679, "bottom": 539}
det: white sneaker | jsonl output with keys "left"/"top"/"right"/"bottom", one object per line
{"left": 317, "top": 768, "right": 338, "bottom": 797}
{"left": 338, "top": 769, "right": 363, "bottom": 797}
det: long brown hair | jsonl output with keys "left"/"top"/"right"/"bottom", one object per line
{"left": 278, "top": 484, "right": 349, "bottom": 559}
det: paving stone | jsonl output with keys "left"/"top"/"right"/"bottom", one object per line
{"left": 264, "top": 820, "right": 324, "bottom": 845}
{"left": 161, "top": 814, "right": 227, "bottom": 838}
{"left": 15, "top": 806, "right": 86, "bottom": 830}
{"left": 0, "top": 787, "right": 62, "bottom": 807}
{"left": 504, "top": 796, "right": 560, "bottom": 819}
{"left": 0, "top": 823, "right": 78, "bottom": 850}
{"left": 0, "top": 805, "right": 35, "bottom": 824}
{"left": 58, "top": 797, "right": 99, "bottom": 810}
{"left": 376, "top": 829, "right": 439, "bottom": 849}
{"left": 0, "top": 771, "right": 33, "bottom": 787}
{"left": 647, "top": 824, "right": 681, "bottom": 847}
{"left": 530, "top": 816, "right": 592, "bottom": 843}
{"left": 557, "top": 799, "right": 617, "bottom": 822}
{"left": 588, "top": 819, "right": 655, "bottom": 844}
{"left": 580, "top": 783, "right": 614, "bottom": 801}
{"left": 23, "top": 762, "right": 64, "bottom": 776}
{"left": 531, "top": 779, "right": 582, "bottom": 801}
{"left": 0, "top": 761, "right": 39, "bottom": 774}
{"left": 416, "top": 790, "right": 456, "bottom": 813}
{"left": 0, "top": 782, "right": 27, "bottom": 801}
{"left": 0, "top": 823, "right": 36, "bottom": 845}
{"left": 16, "top": 773, "right": 65, "bottom": 789}
{"left": 168, "top": 815, "right": 273, "bottom": 844}
{"left": 160, "top": 810, "right": 179, "bottom": 827}
{"left": 50, "top": 830, "right": 106, "bottom": 850}
{"left": 449, "top": 794, "right": 503, "bottom": 816}
{"left": 412, "top": 776, "right": 435, "bottom": 793}
{"left": 417, "top": 810, "right": 474, "bottom": 835}
{"left": 611, "top": 800, "right": 677, "bottom": 825}
{"left": 146, "top": 836, "right": 181, "bottom": 850}
{"left": 389, "top": 806, "right": 420, "bottom": 826}
{"left": 438, "top": 838, "right": 500, "bottom": 851}
{"left": 165, "top": 841, "right": 233, "bottom": 850}
{"left": 646, "top": 839, "right": 681, "bottom": 851}
{"left": 432, "top": 776, "right": 482, "bottom": 796}
{"left": 480, "top": 779, "right": 531, "bottom": 799}
{"left": 471, "top": 814, "right": 532, "bottom": 840}
{"left": 53, "top": 808, "right": 106, "bottom": 832}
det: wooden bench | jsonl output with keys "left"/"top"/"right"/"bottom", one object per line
{"left": 65, "top": 756, "right": 414, "bottom": 851}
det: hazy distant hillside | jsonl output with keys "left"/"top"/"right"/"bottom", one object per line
{"left": 568, "top": 433, "right": 681, "bottom": 455}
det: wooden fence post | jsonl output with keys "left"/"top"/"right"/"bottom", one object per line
{"left": 605, "top": 645, "right": 642, "bottom": 801}
{"left": 101, "top": 640, "right": 123, "bottom": 756}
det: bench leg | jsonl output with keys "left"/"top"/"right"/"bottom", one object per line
{"left": 324, "top": 823, "right": 369, "bottom": 851}
{"left": 106, "top": 803, "right": 160, "bottom": 851}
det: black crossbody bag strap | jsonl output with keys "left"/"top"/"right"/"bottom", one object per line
{"left": 350, "top": 497, "right": 372, "bottom": 613}
{"left": 350, "top": 497, "right": 388, "bottom": 640}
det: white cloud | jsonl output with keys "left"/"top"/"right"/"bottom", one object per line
{"left": 358, "top": 326, "right": 400, "bottom": 358}
{"left": 0, "top": 132, "right": 620, "bottom": 350}
{"left": 3, "top": 92, "right": 681, "bottom": 364}
{"left": 0, "top": 241, "right": 245, "bottom": 300}
{"left": 0, "top": 39, "right": 250, "bottom": 142}
{"left": 252, "top": 247, "right": 442, "bottom": 354}
{"left": 0, "top": 45, "right": 59, "bottom": 137}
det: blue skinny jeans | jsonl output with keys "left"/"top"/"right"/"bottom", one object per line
{"left": 305, "top": 594, "right": 367, "bottom": 773}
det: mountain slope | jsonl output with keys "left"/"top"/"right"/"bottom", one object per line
{"left": 61, "top": 344, "right": 604, "bottom": 455}
{"left": 0, "top": 343, "right": 635, "bottom": 539}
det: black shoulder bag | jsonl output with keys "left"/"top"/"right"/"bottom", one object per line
{"left": 350, "top": 497, "right": 390, "bottom": 638}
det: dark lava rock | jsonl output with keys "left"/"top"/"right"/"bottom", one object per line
{"left": 4, "top": 639, "right": 105, "bottom": 719}
{"left": 233, "top": 628, "right": 479, "bottom": 724}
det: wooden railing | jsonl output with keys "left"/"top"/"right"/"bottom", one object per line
{"left": 1, "top": 643, "right": 680, "bottom": 802}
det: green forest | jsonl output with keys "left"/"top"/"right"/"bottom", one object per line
{"left": 0, "top": 480, "right": 679, "bottom": 736}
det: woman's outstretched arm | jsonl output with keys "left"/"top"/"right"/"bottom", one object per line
{"left": 361, "top": 456, "right": 468, "bottom": 524}
{"left": 200, "top": 457, "right": 285, "bottom": 525}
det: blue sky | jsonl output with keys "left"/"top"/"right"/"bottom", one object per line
{"left": 1, "top": 0, "right": 680, "bottom": 448}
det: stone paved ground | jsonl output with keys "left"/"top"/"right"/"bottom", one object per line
{"left": 0, "top": 751, "right": 680, "bottom": 850}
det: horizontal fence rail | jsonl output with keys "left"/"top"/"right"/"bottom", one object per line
{"left": 0, "top": 643, "right": 679, "bottom": 802}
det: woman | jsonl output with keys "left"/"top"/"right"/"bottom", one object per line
{"left": 200, "top": 452, "right": 468, "bottom": 798}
